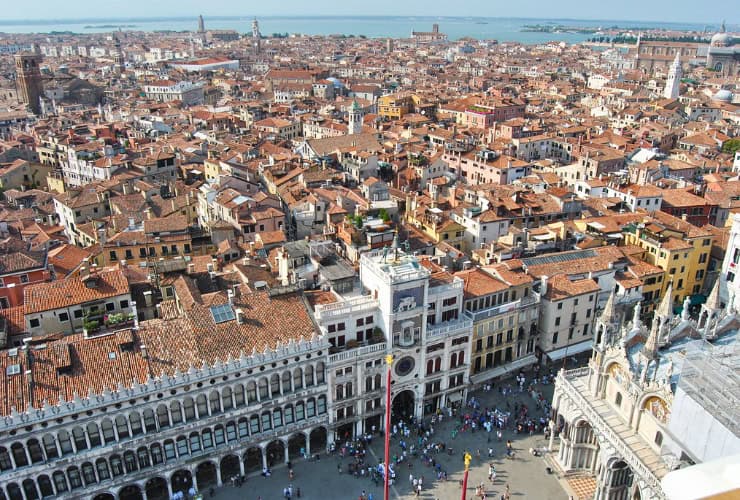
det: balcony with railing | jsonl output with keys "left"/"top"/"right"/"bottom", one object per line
{"left": 426, "top": 316, "right": 473, "bottom": 340}
{"left": 557, "top": 368, "right": 668, "bottom": 497}
{"left": 315, "top": 295, "right": 377, "bottom": 322}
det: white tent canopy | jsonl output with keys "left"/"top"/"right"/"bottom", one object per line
{"left": 661, "top": 453, "right": 740, "bottom": 500}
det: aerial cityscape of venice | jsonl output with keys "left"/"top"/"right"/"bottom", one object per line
{"left": 0, "top": 1, "right": 737, "bottom": 499}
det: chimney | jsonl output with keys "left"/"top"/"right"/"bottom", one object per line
{"left": 540, "top": 275, "right": 549, "bottom": 294}
{"left": 131, "top": 301, "right": 139, "bottom": 330}
{"left": 211, "top": 257, "right": 219, "bottom": 272}
{"left": 143, "top": 290, "right": 153, "bottom": 307}
{"left": 681, "top": 213, "right": 688, "bottom": 221}
{"left": 235, "top": 308, "right": 245, "bottom": 324}
{"left": 187, "top": 263, "right": 195, "bottom": 274}
{"left": 227, "top": 289, "right": 234, "bottom": 305}
{"left": 128, "top": 217, "right": 135, "bottom": 229}
{"left": 144, "top": 208, "right": 153, "bottom": 220}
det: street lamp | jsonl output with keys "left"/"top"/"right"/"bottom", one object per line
{"left": 461, "top": 451, "right": 472, "bottom": 500}
{"left": 384, "top": 354, "right": 394, "bottom": 500}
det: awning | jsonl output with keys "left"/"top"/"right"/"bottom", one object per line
{"left": 546, "top": 340, "right": 593, "bottom": 362}
{"left": 446, "top": 392, "right": 463, "bottom": 403}
{"left": 469, "top": 354, "right": 538, "bottom": 385}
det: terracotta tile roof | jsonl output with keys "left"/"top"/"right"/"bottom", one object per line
{"left": 455, "top": 268, "right": 508, "bottom": 298}
{"left": 545, "top": 274, "right": 600, "bottom": 301}
{"left": 24, "top": 269, "right": 130, "bottom": 314}
{"left": 0, "top": 250, "right": 46, "bottom": 274}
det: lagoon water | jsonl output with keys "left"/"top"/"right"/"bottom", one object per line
{"left": 0, "top": 16, "right": 714, "bottom": 44}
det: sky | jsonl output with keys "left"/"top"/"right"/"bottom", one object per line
{"left": 1, "top": 0, "right": 735, "bottom": 24}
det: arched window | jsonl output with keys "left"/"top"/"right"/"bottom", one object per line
{"left": 450, "top": 353, "right": 457, "bottom": 369}
{"left": 101, "top": 419, "right": 115, "bottom": 444}
{"left": 258, "top": 378, "right": 269, "bottom": 399}
{"left": 11, "top": 442, "right": 28, "bottom": 467}
{"left": 307, "top": 398, "right": 316, "bottom": 417}
{"left": 285, "top": 405, "right": 294, "bottom": 424}
{"left": 42, "top": 434, "right": 59, "bottom": 459}
{"left": 129, "top": 412, "right": 143, "bottom": 436}
{"left": 209, "top": 391, "right": 222, "bottom": 414}
{"left": 654, "top": 431, "right": 663, "bottom": 447}
{"left": 226, "top": 421, "right": 238, "bottom": 441}
{"left": 170, "top": 401, "right": 183, "bottom": 424}
{"left": 336, "top": 384, "right": 344, "bottom": 400}
{"left": 247, "top": 381, "right": 258, "bottom": 403}
{"left": 346, "top": 382, "right": 353, "bottom": 398}
{"left": 57, "top": 430, "right": 73, "bottom": 455}
{"left": 435, "top": 357, "right": 441, "bottom": 372}
{"left": 86, "top": 422, "right": 101, "bottom": 447}
{"left": 426, "top": 359, "right": 433, "bottom": 375}
{"left": 163, "top": 440, "right": 177, "bottom": 460}
{"left": 282, "top": 371, "right": 292, "bottom": 393}
{"left": 183, "top": 398, "right": 196, "bottom": 422}
{"left": 143, "top": 408, "right": 157, "bottom": 431}
{"left": 177, "top": 436, "right": 190, "bottom": 456}
{"left": 615, "top": 392, "right": 623, "bottom": 407}
{"left": 305, "top": 365, "right": 315, "bottom": 386}
{"left": 273, "top": 409, "right": 283, "bottom": 428}
{"left": 249, "top": 415, "right": 260, "bottom": 434}
{"left": 137, "top": 447, "right": 150, "bottom": 468}
{"left": 318, "top": 396, "right": 327, "bottom": 414}
{"left": 37, "top": 475, "right": 54, "bottom": 497}
{"left": 150, "top": 443, "right": 164, "bottom": 465}
{"left": 81, "top": 462, "right": 96, "bottom": 485}
{"left": 196, "top": 394, "right": 208, "bottom": 416}
{"left": 115, "top": 415, "right": 130, "bottom": 439}
{"left": 72, "top": 426, "right": 88, "bottom": 451}
{"left": 366, "top": 376, "right": 373, "bottom": 392}
{"left": 293, "top": 368, "right": 303, "bottom": 390}
{"left": 109, "top": 455, "right": 124, "bottom": 476}
{"left": 214, "top": 425, "right": 226, "bottom": 446}
{"left": 53, "top": 471, "right": 68, "bottom": 492}
{"left": 27, "top": 438, "right": 44, "bottom": 463}
{"left": 316, "top": 362, "right": 326, "bottom": 384}
{"left": 239, "top": 418, "right": 250, "bottom": 438}
{"left": 189, "top": 432, "right": 202, "bottom": 452}
{"left": 375, "top": 374, "right": 381, "bottom": 390}
{"left": 233, "top": 384, "right": 246, "bottom": 407}
{"left": 67, "top": 466, "right": 83, "bottom": 489}
{"left": 261, "top": 411, "right": 272, "bottom": 430}
{"left": 156, "top": 404, "right": 170, "bottom": 428}
{"left": 123, "top": 450, "right": 137, "bottom": 473}
{"left": 95, "top": 458, "right": 110, "bottom": 480}
{"left": 222, "top": 387, "right": 233, "bottom": 411}
{"left": 0, "top": 446, "right": 12, "bottom": 471}
{"left": 202, "top": 429, "right": 214, "bottom": 449}
{"left": 270, "top": 374, "right": 281, "bottom": 397}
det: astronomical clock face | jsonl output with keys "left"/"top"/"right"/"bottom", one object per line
{"left": 643, "top": 396, "right": 669, "bottom": 424}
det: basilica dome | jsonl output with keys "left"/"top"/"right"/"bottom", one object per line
{"left": 711, "top": 31, "right": 732, "bottom": 47}
{"left": 712, "top": 89, "right": 733, "bottom": 102}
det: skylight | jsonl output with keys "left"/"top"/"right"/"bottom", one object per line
{"left": 210, "top": 304, "right": 236, "bottom": 324}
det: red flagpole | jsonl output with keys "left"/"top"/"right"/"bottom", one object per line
{"left": 461, "top": 452, "right": 472, "bottom": 500}
{"left": 384, "top": 354, "right": 393, "bottom": 500}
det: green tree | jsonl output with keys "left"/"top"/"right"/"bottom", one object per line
{"left": 722, "top": 139, "right": 740, "bottom": 155}
{"left": 378, "top": 208, "right": 390, "bottom": 222}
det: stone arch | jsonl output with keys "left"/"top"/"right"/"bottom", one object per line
{"left": 169, "top": 400, "right": 183, "bottom": 424}
{"left": 233, "top": 383, "right": 246, "bottom": 407}
{"left": 221, "top": 386, "right": 233, "bottom": 410}
{"left": 270, "top": 373, "right": 281, "bottom": 397}
{"left": 129, "top": 411, "right": 144, "bottom": 436}
{"left": 87, "top": 421, "right": 102, "bottom": 447}
{"left": 42, "top": 433, "right": 59, "bottom": 459}
{"left": 71, "top": 425, "right": 88, "bottom": 451}
{"left": 209, "top": 390, "right": 221, "bottom": 414}
{"left": 21, "top": 479, "right": 38, "bottom": 500}
{"left": 195, "top": 460, "right": 218, "bottom": 488}
{"left": 282, "top": 370, "right": 292, "bottom": 393}
{"left": 316, "top": 361, "right": 326, "bottom": 383}
{"left": 265, "top": 440, "right": 285, "bottom": 467}
{"left": 26, "top": 438, "right": 43, "bottom": 464}
{"left": 101, "top": 418, "right": 116, "bottom": 444}
{"left": 81, "top": 461, "right": 97, "bottom": 486}
{"left": 392, "top": 389, "right": 415, "bottom": 422}
{"left": 123, "top": 450, "right": 138, "bottom": 473}
{"left": 118, "top": 484, "right": 144, "bottom": 500}
{"left": 0, "top": 446, "right": 12, "bottom": 471}
{"left": 145, "top": 477, "right": 168, "bottom": 500}
{"left": 52, "top": 471, "right": 68, "bottom": 493}
{"left": 243, "top": 447, "right": 262, "bottom": 473}
{"left": 170, "top": 469, "right": 192, "bottom": 495}
{"left": 37, "top": 475, "right": 54, "bottom": 497}
{"left": 293, "top": 367, "right": 304, "bottom": 390}
{"left": 6, "top": 483, "right": 22, "bottom": 500}
{"left": 67, "top": 465, "right": 83, "bottom": 490}
{"left": 115, "top": 414, "right": 130, "bottom": 439}
{"left": 136, "top": 446, "right": 151, "bottom": 469}
{"left": 305, "top": 365, "right": 315, "bottom": 386}
{"left": 288, "top": 433, "right": 307, "bottom": 459}
{"left": 309, "top": 426, "right": 327, "bottom": 453}
{"left": 96, "top": 457, "right": 111, "bottom": 481}
{"left": 258, "top": 377, "right": 269, "bottom": 399}
{"left": 196, "top": 394, "right": 208, "bottom": 418}
{"left": 182, "top": 397, "right": 195, "bottom": 422}
{"left": 638, "top": 394, "right": 670, "bottom": 424}
{"left": 11, "top": 442, "right": 28, "bottom": 467}
{"left": 220, "top": 454, "right": 240, "bottom": 481}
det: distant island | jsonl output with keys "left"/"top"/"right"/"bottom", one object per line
{"left": 521, "top": 24, "right": 600, "bottom": 34}
{"left": 84, "top": 24, "right": 138, "bottom": 29}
